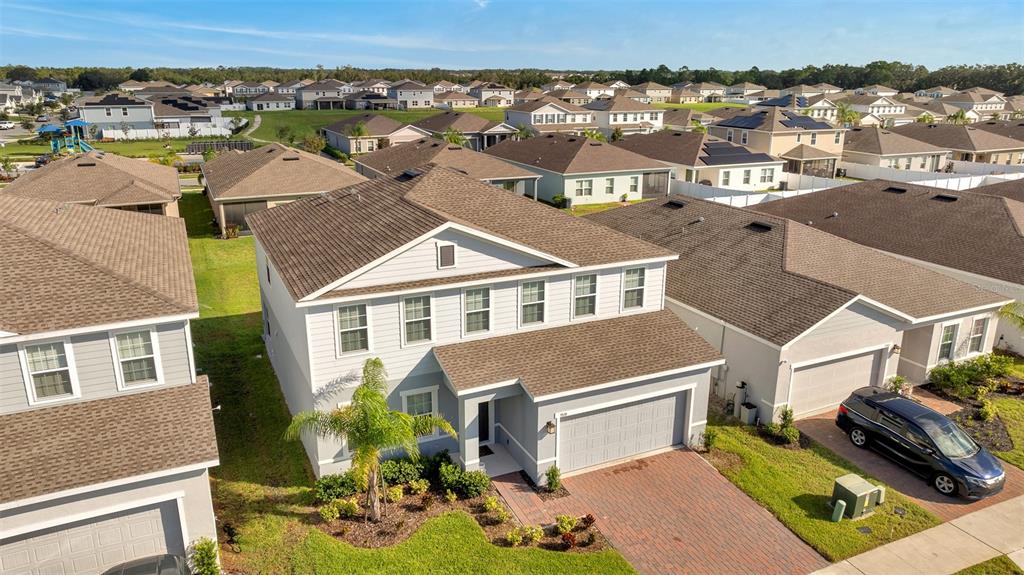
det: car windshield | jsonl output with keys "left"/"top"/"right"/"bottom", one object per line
{"left": 915, "top": 412, "right": 978, "bottom": 458}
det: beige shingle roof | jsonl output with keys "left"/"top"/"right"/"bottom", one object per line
{"left": 484, "top": 132, "right": 671, "bottom": 174}
{"left": 203, "top": 143, "right": 366, "bottom": 202}
{"left": 247, "top": 165, "right": 675, "bottom": 301}
{"left": 4, "top": 152, "right": 179, "bottom": 207}
{"left": 434, "top": 310, "right": 721, "bottom": 396}
{"left": 354, "top": 137, "right": 539, "bottom": 181}
{"left": 843, "top": 126, "right": 949, "bottom": 156}
{"left": 0, "top": 379, "right": 218, "bottom": 504}
{"left": 891, "top": 123, "right": 1024, "bottom": 152}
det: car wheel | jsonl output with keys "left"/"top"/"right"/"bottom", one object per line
{"left": 849, "top": 427, "right": 869, "bottom": 448}
{"left": 933, "top": 473, "right": 958, "bottom": 496}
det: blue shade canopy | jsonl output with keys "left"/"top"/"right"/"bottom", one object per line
{"left": 65, "top": 119, "right": 89, "bottom": 127}
{"left": 37, "top": 124, "right": 64, "bottom": 134}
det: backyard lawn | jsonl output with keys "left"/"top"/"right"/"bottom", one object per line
{"left": 178, "top": 191, "right": 634, "bottom": 574}
{"left": 654, "top": 102, "right": 748, "bottom": 112}
{"left": 2, "top": 137, "right": 197, "bottom": 159}
{"left": 706, "top": 422, "right": 941, "bottom": 561}
{"left": 227, "top": 107, "right": 506, "bottom": 144}
{"left": 993, "top": 398, "right": 1024, "bottom": 470}
{"left": 562, "top": 200, "right": 647, "bottom": 217}
{"left": 954, "top": 555, "right": 1024, "bottom": 575}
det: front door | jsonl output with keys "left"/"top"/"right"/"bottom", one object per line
{"left": 479, "top": 402, "right": 490, "bottom": 444}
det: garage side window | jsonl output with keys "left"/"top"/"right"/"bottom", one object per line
{"left": 938, "top": 324, "right": 957, "bottom": 361}
{"left": 968, "top": 318, "right": 987, "bottom": 353}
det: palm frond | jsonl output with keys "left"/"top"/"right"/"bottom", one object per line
{"left": 999, "top": 301, "right": 1024, "bottom": 331}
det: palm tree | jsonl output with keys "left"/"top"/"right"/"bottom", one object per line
{"left": 948, "top": 109, "right": 969, "bottom": 125}
{"left": 514, "top": 124, "right": 533, "bottom": 140}
{"left": 347, "top": 121, "right": 369, "bottom": 139}
{"left": 582, "top": 128, "right": 607, "bottom": 142}
{"left": 690, "top": 120, "right": 708, "bottom": 134}
{"left": 441, "top": 127, "right": 467, "bottom": 146}
{"left": 999, "top": 302, "right": 1024, "bottom": 333}
{"left": 835, "top": 102, "right": 859, "bottom": 128}
{"left": 285, "top": 358, "right": 456, "bottom": 522}
{"left": 917, "top": 112, "right": 935, "bottom": 124}
{"left": 610, "top": 127, "right": 624, "bottom": 142}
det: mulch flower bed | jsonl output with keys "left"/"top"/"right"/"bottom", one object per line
{"left": 517, "top": 470, "right": 571, "bottom": 501}
{"left": 923, "top": 383, "right": 1021, "bottom": 454}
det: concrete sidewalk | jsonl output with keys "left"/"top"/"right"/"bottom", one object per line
{"left": 814, "top": 495, "right": 1024, "bottom": 575}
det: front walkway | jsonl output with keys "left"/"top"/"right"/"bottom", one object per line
{"left": 494, "top": 449, "right": 828, "bottom": 575}
{"left": 814, "top": 495, "right": 1024, "bottom": 575}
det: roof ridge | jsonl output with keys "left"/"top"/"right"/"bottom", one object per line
{"left": 0, "top": 216, "right": 194, "bottom": 314}
{"left": 779, "top": 220, "right": 859, "bottom": 299}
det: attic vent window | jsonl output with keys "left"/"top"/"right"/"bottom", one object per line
{"left": 933, "top": 193, "right": 959, "bottom": 203}
{"left": 402, "top": 169, "right": 423, "bottom": 178}
{"left": 883, "top": 186, "right": 907, "bottom": 194}
{"left": 282, "top": 156, "right": 300, "bottom": 161}
{"left": 664, "top": 198, "right": 687, "bottom": 209}
{"left": 745, "top": 221, "right": 774, "bottom": 233}
{"left": 76, "top": 162, "right": 96, "bottom": 167}
{"left": 437, "top": 243, "right": 456, "bottom": 269}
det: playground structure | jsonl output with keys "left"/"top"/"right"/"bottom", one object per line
{"left": 37, "top": 119, "right": 95, "bottom": 154}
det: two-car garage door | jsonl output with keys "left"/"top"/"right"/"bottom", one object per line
{"left": 790, "top": 350, "right": 882, "bottom": 418}
{"left": 0, "top": 501, "right": 184, "bottom": 575}
{"left": 559, "top": 392, "right": 687, "bottom": 473}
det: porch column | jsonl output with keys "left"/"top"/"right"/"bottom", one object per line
{"left": 458, "top": 399, "right": 480, "bottom": 471}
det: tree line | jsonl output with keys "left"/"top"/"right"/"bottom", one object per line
{"left": 3, "top": 61, "right": 1021, "bottom": 95}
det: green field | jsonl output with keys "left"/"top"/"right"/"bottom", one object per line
{"left": 227, "top": 107, "right": 507, "bottom": 144}
{"left": 2, "top": 138, "right": 196, "bottom": 159}
{"left": 654, "top": 102, "right": 748, "bottom": 112}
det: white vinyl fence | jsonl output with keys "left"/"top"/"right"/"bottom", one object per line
{"left": 670, "top": 172, "right": 845, "bottom": 208}
{"left": 949, "top": 160, "right": 1024, "bottom": 176}
{"left": 838, "top": 161, "right": 1024, "bottom": 190}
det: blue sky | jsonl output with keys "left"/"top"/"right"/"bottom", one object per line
{"left": 1, "top": 0, "right": 1021, "bottom": 70}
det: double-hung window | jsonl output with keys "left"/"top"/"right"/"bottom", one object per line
{"left": 726, "top": 129, "right": 734, "bottom": 142}
{"left": 337, "top": 304, "right": 369, "bottom": 354}
{"left": 114, "top": 330, "right": 159, "bottom": 387}
{"left": 623, "top": 268, "right": 645, "bottom": 309}
{"left": 810, "top": 133, "right": 817, "bottom": 145}
{"left": 23, "top": 341, "right": 76, "bottom": 402}
{"left": 722, "top": 171, "right": 731, "bottom": 186}
{"left": 629, "top": 176, "right": 639, "bottom": 193}
{"left": 760, "top": 168, "right": 774, "bottom": 183}
{"left": 740, "top": 130, "right": 748, "bottom": 145}
{"left": 938, "top": 324, "right": 957, "bottom": 361}
{"left": 968, "top": 318, "right": 988, "bottom": 353}
{"left": 403, "top": 296, "right": 432, "bottom": 344}
{"left": 605, "top": 177, "right": 615, "bottom": 194}
{"left": 573, "top": 274, "right": 597, "bottom": 318}
{"left": 834, "top": 131, "right": 842, "bottom": 144}
{"left": 464, "top": 288, "right": 491, "bottom": 334}
{"left": 743, "top": 169, "right": 751, "bottom": 184}
{"left": 520, "top": 280, "right": 545, "bottom": 325}
{"left": 575, "top": 179, "right": 593, "bottom": 197}
{"left": 402, "top": 386, "right": 438, "bottom": 437}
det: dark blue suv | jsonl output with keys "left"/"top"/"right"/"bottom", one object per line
{"left": 836, "top": 387, "right": 1005, "bottom": 498}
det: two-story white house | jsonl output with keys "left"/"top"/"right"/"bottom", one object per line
{"left": 583, "top": 95, "right": 665, "bottom": 137}
{"left": 0, "top": 196, "right": 219, "bottom": 573}
{"left": 296, "top": 79, "right": 353, "bottom": 109}
{"left": 468, "top": 82, "right": 515, "bottom": 107}
{"left": 247, "top": 166, "right": 722, "bottom": 482}
{"left": 503, "top": 96, "right": 597, "bottom": 135}
{"left": 387, "top": 80, "right": 435, "bottom": 110}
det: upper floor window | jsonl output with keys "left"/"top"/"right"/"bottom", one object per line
{"left": 437, "top": 242, "right": 456, "bottom": 269}
{"left": 105, "top": 107, "right": 112, "bottom": 117}
{"left": 726, "top": 129, "right": 734, "bottom": 142}
{"left": 573, "top": 274, "right": 597, "bottom": 318}
{"left": 740, "top": 131, "right": 748, "bottom": 145}
{"left": 403, "top": 296, "right": 433, "bottom": 344}
{"left": 114, "top": 330, "right": 159, "bottom": 387}
{"left": 520, "top": 280, "right": 546, "bottom": 325}
{"left": 834, "top": 131, "right": 841, "bottom": 144}
{"left": 796, "top": 133, "right": 802, "bottom": 143}
{"left": 623, "top": 268, "right": 645, "bottom": 309}
{"left": 810, "top": 133, "right": 817, "bottom": 145}
{"left": 968, "top": 318, "right": 988, "bottom": 353}
{"left": 464, "top": 288, "right": 491, "bottom": 334}
{"left": 938, "top": 324, "right": 957, "bottom": 361}
{"left": 337, "top": 304, "right": 369, "bottom": 354}
{"left": 22, "top": 341, "right": 78, "bottom": 403}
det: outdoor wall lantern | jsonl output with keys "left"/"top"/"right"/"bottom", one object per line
{"left": 545, "top": 420, "right": 557, "bottom": 434}
{"left": 891, "top": 344, "right": 902, "bottom": 354}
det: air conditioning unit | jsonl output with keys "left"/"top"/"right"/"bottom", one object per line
{"left": 778, "top": 181, "right": 788, "bottom": 191}
{"left": 830, "top": 474, "right": 884, "bottom": 521}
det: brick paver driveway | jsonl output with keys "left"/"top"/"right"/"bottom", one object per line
{"left": 494, "top": 449, "right": 828, "bottom": 575}
{"left": 798, "top": 405, "right": 1024, "bottom": 522}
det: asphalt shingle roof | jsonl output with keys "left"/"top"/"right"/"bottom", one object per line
{"left": 203, "top": 143, "right": 366, "bottom": 201}
{"left": 484, "top": 132, "right": 670, "bottom": 174}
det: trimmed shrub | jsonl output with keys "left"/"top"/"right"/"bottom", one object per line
{"left": 380, "top": 459, "right": 423, "bottom": 486}
{"left": 930, "top": 354, "right": 1012, "bottom": 400}
{"left": 484, "top": 495, "right": 501, "bottom": 513}
{"left": 523, "top": 525, "right": 543, "bottom": 544}
{"left": 188, "top": 537, "right": 220, "bottom": 575}
{"left": 979, "top": 399, "right": 998, "bottom": 422}
{"left": 444, "top": 489, "right": 458, "bottom": 503}
{"left": 496, "top": 507, "right": 511, "bottom": 524}
{"left": 318, "top": 503, "right": 340, "bottom": 522}
{"left": 545, "top": 465, "right": 562, "bottom": 492}
{"left": 323, "top": 145, "right": 348, "bottom": 162}
{"left": 314, "top": 472, "right": 358, "bottom": 503}
{"left": 438, "top": 462, "right": 463, "bottom": 493}
{"left": 386, "top": 485, "right": 404, "bottom": 503}
{"left": 336, "top": 497, "right": 360, "bottom": 518}
{"left": 555, "top": 514, "right": 578, "bottom": 535}
{"left": 702, "top": 427, "right": 719, "bottom": 451}
{"left": 779, "top": 405, "right": 795, "bottom": 428}
{"left": 552, "top": 194, "right": 567, "bottom": 208}
{"left": 439, "top": 462, "right": 491, "bottom": 499}
{"left": 408, "top": 478, "right": 430, "bottom": 495}
{"left": 506, "top": 527, "right": 524, "bottom": 546}
{"left": 781, "top": 425, "right": 801, "bottom": 445}
{"left": 421, "top": 449, "right": 451, "bottom": 486}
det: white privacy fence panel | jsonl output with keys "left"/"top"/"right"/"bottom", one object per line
{"left": 838, "top": 162, "right": 1024, "bottom": 191}
{"left": 101, "top": 125, "right": 235, "bottom": 140}
{"left": 670, "top": 177, "right": 841, "bottom": 208}
{"left": 949, "top": 160, "right": 1024, "bottom": 175}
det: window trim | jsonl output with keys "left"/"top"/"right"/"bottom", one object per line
{"left": 334, "top": 303, "right": 373, "bottom": 358}
{"left": 400, "top": 293, "right": 435, "bottom": 347}
{"left": 400, "top": 385, "right": 440, "bottom": 440}
{"left": 518, "top": 279, "right": 548, "bottom": 328}
{"left": 620, "top": 266, "right": 647, "bottom": 311}
{"left": 967, "top": 316, "right": 988, "bottom": 355}
{"left": 109, "top": 326, "right": 165, "bottom": 391}
{"left": 461, "top": 286, "right": 492, "bottom": 337}
{"left": 571, "top": 273, "right": 599, "bottom": 320}
{"left": 937, "top": 321, "right": 959, "bottom": 363}
{"left": 436, "top": 241, "right": 457, "bottom": 270}
{"left": 18, "top": 337, "right": 82, "bottom": 406}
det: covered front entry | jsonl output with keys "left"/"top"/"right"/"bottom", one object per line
{"left": 790, "top": 349, "right": 883, "bottom": 418}
{"left": 0, "top": 500, "right": 184, "bottom": 575}
{"left": 558, "top": 391, "right": 686, "bottom": 473}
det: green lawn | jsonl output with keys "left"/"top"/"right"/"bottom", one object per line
{"left": 993, "top": 398, "right": 1024, "bottom": 471}
{"left": 707, "top": 423, "right": 940, "bottom": 561}
{"left": 954, "top": 555, "right": 1024, "bottom": 575}
{"left": 227, "top": 107, "right": 506, "bottom": 144}
{"left": 2, "top": 138, "right": 197, "bottom": 159}
{"left": 1002, "top": 352, "right": 1024, "bottom": 380}
{"left": 562, "top": 200, "right": 648, "bottom": 217}
{"left": 654, "top": 102, "right": 748, "bottom": 112}
{"left": 179, "top": 191, "right": 633, "bottom": 573}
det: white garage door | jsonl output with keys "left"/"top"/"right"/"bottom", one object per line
{"left": 0, "top": 501, "right": 184, "bottom": 575}
{"left": 791, "top": 350, "right": 882, "bottom": 418}
{"left": 559, "top": 392, "right": 686, "bottom": 473}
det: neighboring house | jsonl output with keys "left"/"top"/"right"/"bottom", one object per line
{"left": 296, "top": 79, "right": 352, "bottom": 109}
{"left": 220, "top": 80, "right": 243, "bottom": 95}
{"left": 541, "top": 80, "right": 574, "bottom": 92}
{"left": 611, "top": 88, "right": 652, "bottom": 104}
{"left": 320, "top": 114, "right": 430, "bottom": 155}
{"left": 744, "top": 89, "right": 783, "bottom": 103}
{"left": 354, "top": 79, "right": 392, "bottom": 94}
{"left": 246, "top": 93, "right": 296, "bottom": 111}
{"left": 781, "top": 84, "right": 824, "bottom": 98}
{"left": 668, "top": 88, "right": 705, "bottom": 104}
{"left": 503, "top": 96, "right": 597, "bottom": 135}
{"left": 709, "top": 108, "right": 846, "bottom": 177}
{"left": 202, "top": 143, "right": 366, "bottom": 236}
{"left": 916, "top": 86, "right": 959, "bottom": 99}
{"left": 433, "top": 91, "right": 480, "bottom": 109}
{"left": 838, "top": 95, "right": 914, "bottom": 127}
{"left": 246, "top": 165, "right": 722, "bottom": 481}
{"left": 32, "top": 77, "right": 67, "bottom": 95}
{"left": 429, "top": 80, "right": 460, "bottom": 93}
{"left": 757, "top": 179, "right": 1024, "bottom": 354}
{"left": 689, "top": 82, "right": 727, "bottom": 101}
{"left": 469, "top": 82, "right": 515, "bottom": 107}
{"left": 276, "top": 79, "right": 315, "bottom": 95}
{"left": 343, "top": 90, "right": 401, "bottom": 110}
{"left": 545, "top": 89, "right": 592, "bottom": 106}
{"left": 513, "top": 90, "right": 545, "bottom": 105}
{"left": 841, "top": 126, "right": 951, "bottom": 171}
{"left": 726, "top": 82, "right": 767, "bottom": 98}
{"left": 3, "top": 152, "right": 182, "bottom": 216}
{"left": 0, "top": 93, "right": 15, "bottom": 113}
{"left": 261, "top": 80, "right": 280, "bottom": 91}
{"left": 232, "top": 81, "right": 271, "bottom": 98}
{"left": 352, "top": 137, "right": 542, "bottom": 197}
{"left": 388, "top": 80, "right": 435, "bottom": 110}
{"left": 590, "top": 196, "right": 1009, "bottom": 422}
{"left": 813, "top": 83, "right": 844, "bottom": 94}
{"left": 662, "top": 108, "right": 713, "bottom": 130}
{"left": 890, "top": 123, "right": 1024, "bottom": 164}
{"left": 607, "top": 80, "right": 631, "bottom": 90}
{"left": 856, "top": 84, "right": 899, "bottom": 97}
{"left": 632, "top": 81, "right": 672, "bottom": 103}
{"left": 484, "top": 132, "right": 672, "bottom": 204}
{"left": 573, "top": 81, "right": 614, "bottom": 99}
{"left": 755, "top": 94, "right": 839, "bottom": 122}
{"left": 971, "top": 119, "right": 1024, "bottom": 143}
{"left": 583, "top": 96, "right": 665, "bottom": 137}
{"left": 903, "top": 99, "right": 980, "bottom": 124}
{"left": 118, "top": 80, "right": 178, "bottom": 92}
{"left": 79, "top": 93, "right": 157, "bottom": 132}
{"left": 411, "top": 111, "right": 517, "bottom": 151}
{"left": 0, "top": 196, "right": 218, "bottom": 573}
{"left": 612, "top": 130, "right": 785, "bottom": 191}
{"left": 941, "top": 91, "right": 1007, "bottom": 116}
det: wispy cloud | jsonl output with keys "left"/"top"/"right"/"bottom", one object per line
{"left": 472, "top": 0, "right": 491, "bottom": 8}
{"left": 0, "top": 27, "right": 89, "bottom": 41}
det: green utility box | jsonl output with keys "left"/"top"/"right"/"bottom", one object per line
{"left": 830, "top": 474, "right": 882, "bottom": 520}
